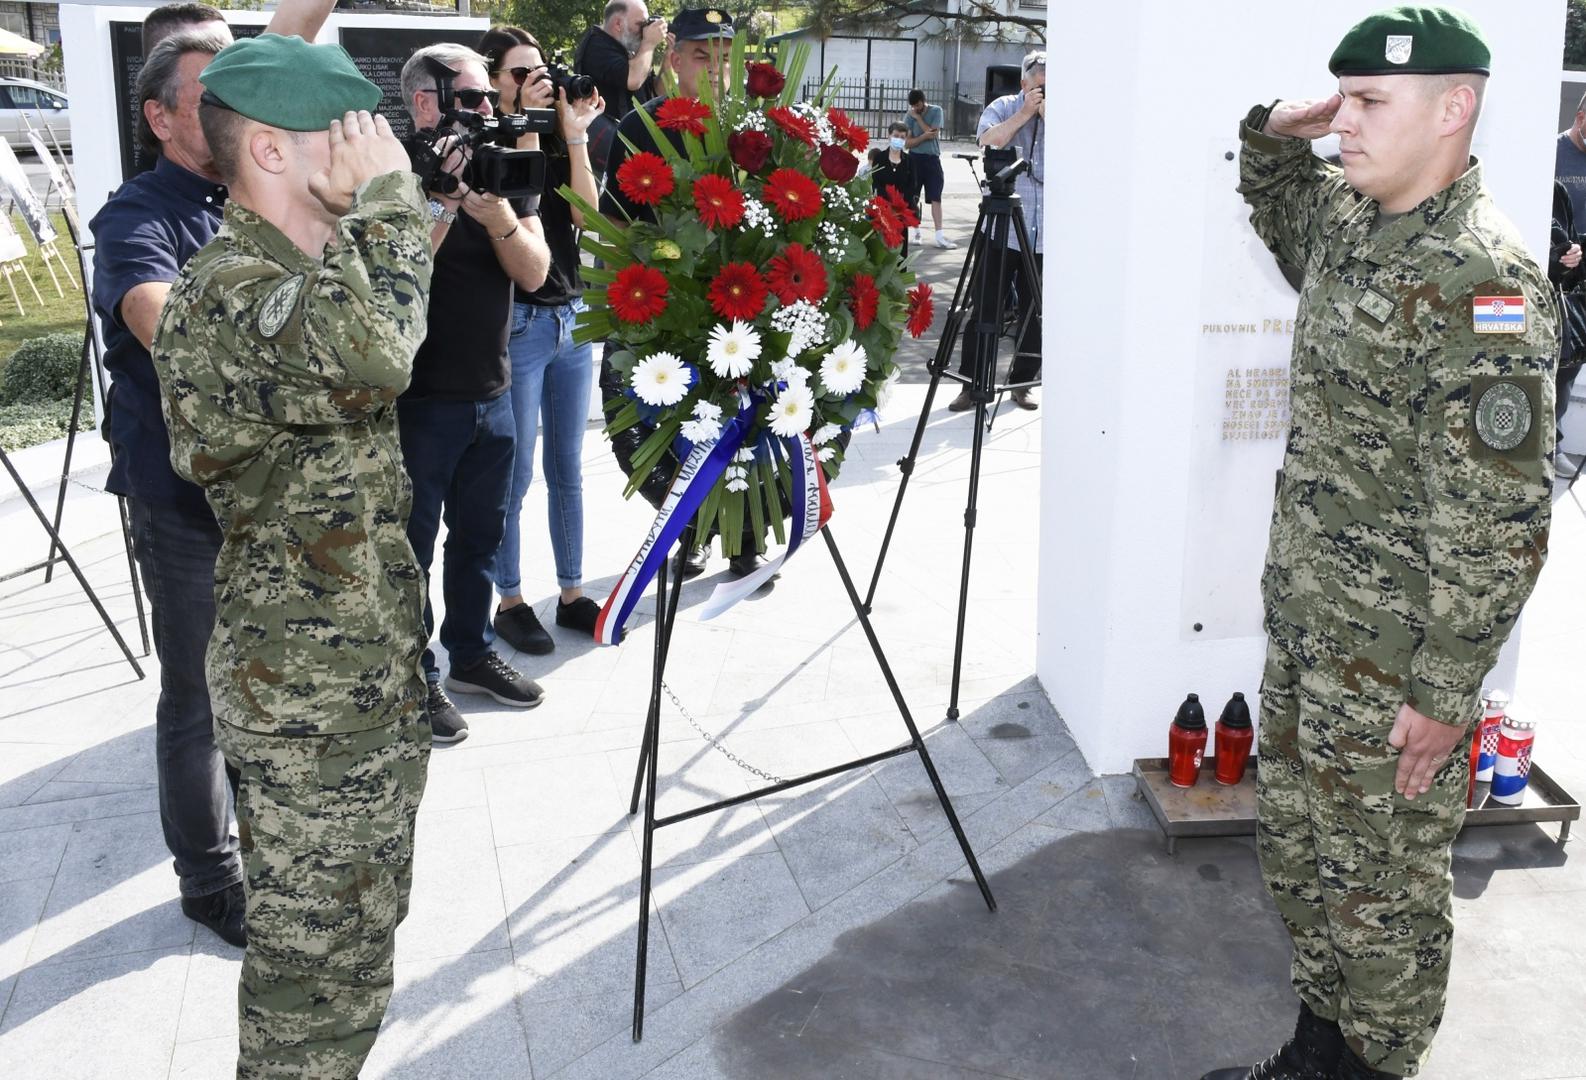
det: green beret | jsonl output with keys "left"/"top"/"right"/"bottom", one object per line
{"left": 1329, "top": 5, "right": 1490, "bottom": 77}
{"left": 199, "top": 34, "right": 381, "bottom": 131}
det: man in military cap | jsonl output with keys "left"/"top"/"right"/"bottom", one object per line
{"left": 151, "top": 33, "right": 433, "bottom": 1078}
{"left": 1202, "top": 7, "right": 1556, "bottom": 1080}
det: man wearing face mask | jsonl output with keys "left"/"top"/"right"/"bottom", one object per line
{"left": 153, "top": 32, "right": 433, "bottom": 1076}
{"left": 576, "top": 0, "right": 666, "bottom": 122}
{"left": 951, "top": 49, "right": 1045, "bottom": 413}
{"left": 396, "top": 43, "right": 554, "bottom": 744}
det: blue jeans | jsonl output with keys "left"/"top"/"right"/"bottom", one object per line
{"left": 494, "top": 300, "right": 593, "bottom": 594}
{"left": 127, "top": 497, "right": 243, "bottom": 899}
{"left": 398, "top": 393, "right": 515, "bottom": 676}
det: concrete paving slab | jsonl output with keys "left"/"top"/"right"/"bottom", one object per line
{"left": 167, "top": 1035, "right": 237, "bottom": 1079}
{"left": 484, "top": 751, "right": 630, "bottom": 846}
{"left": 607, "top": 736, "right": 777, "bottom": 870}
{"left": 0, "top": 875, "right": 51, "bottom": 992}
{"left": 0, "top": 786, "right": 157, "bottom": 833}
{"left": 517, "top": 982, "right": 683, "bottom": 1077}
{"left": 652, "top": 851, "right": 811, "bottom": 987}
{"left": 400, "top": 805, "right": 510, "bottom": 962}
{"left": 173, "top": 937, "right": 241, "bottom": 1046}
{"left": 0, "top": 823, "right": 69, "bottom": 884}
{"left": 363, "top": 949, "right": 529, "bottom": 1080}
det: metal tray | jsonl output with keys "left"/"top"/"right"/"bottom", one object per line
{"left": 1131, "top": 757, "right": 1579, "bottom": 854}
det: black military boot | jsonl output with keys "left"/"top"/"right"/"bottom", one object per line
{"left": 1334, "top": 1047, "right": 1398, "bottom": 1080}
{"left": 1198, "top": 1003, "right": 1344, "bottom": 1080}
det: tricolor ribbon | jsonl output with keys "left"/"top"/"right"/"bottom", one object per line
{"left": 594, "top": 423, "right": 834, "bottom": 645}
{"left": 594, "top": 406, "right": 753, "bottom": 645}
{"left": 698, "top": 432, "right": 832, "bottom": 620}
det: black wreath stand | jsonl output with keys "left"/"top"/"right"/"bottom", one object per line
{"left": 863, "top": 161, "right": 1042, "bottom": 724}
{"left": 625, "top": 520, "right": 997, "bottom": 1040}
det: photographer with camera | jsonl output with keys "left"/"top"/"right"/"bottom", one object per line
{"left": 396, "top": 43, "right": 553, "bottom": 743}
{"left": 951, "top": 49, "right": 1045, "bottom": 413}
{"left": 577, "top": 0, "right": 666, "bottom": 123}
{"left": 474, "top": 24, "right": 606, "bottom": 651}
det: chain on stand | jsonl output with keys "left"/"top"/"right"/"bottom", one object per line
{"left": 660, "top": 680, "right": 784, "bottom": 785}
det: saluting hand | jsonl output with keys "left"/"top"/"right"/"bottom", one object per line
{"left": 1388, "top": 702, "right": 1466, "bottom": 801}
{"left": 1265, "top": 94, "right": 1343, "bottom": 140}
{"left": 309, "top": 111, "right": 411, "bottom": 216}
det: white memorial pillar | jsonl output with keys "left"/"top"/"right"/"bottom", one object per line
{"left": 1036, "top": 0, "right": 1565, "bottom": 774}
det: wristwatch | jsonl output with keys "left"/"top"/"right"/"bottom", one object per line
{"left": 428, "top": 198, "right": 457, "bottom": 225}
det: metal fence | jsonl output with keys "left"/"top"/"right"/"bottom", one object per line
{"left": 0, "top": 59, "right": 65, "bottom": 91}
{"left": 801, "top": 79, "right": 985, "bottom": 141}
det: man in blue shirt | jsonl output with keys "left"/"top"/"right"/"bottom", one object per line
{"left": 87, "top": 0, "right": 333, "bottom": 949}
{"left": 905, "top": 87, "right": 955, "bottom": 249}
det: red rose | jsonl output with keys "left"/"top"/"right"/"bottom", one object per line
{"left": 826, "top": 107, "right": 870, "bottom": 153}
{"left": 656, "top": 96, "right": 712, "bottom": 137}
{"left": 708, "top": 262, "right": 770, "bottom": 321}
{"left": 765, "top": 243, "right": 829, "bottom": 305}
{"left": 745, "top": 61, "right": 786, "bottom": 99}
{"left": 865, "top": 195, "right": 904, "bottom": 248}
{"left": 616, "top": 151, "right": 675, "bottom": 207}
{"left": 847, "top": 273, "right": 879, "bottom": 330}
{"left": 818, "top": 143, "right": 858, "bottom": 183}
{"left": 693, "top": 173, "right": 746, "bottom": 230}
{"left": 906, "top": 281, "right": 934, "bottom": 338}
{"left": 728, "top": 129, "right": 773, "bottom": 174}
{"left": 767, "top": 106, "right": 818, "bottom": 147}
{"left": 762, "top": 167, "right": 823, "bottom": 223}
{"left": 610, "top": 264, "right": 670, "bottom": 324}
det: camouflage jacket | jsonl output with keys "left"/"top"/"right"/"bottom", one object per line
{"left": 1238, "top": 110, "right": 1556, "bottom": 728}
{"left": 153, "top": 171, "right": 433, "bottom": 737}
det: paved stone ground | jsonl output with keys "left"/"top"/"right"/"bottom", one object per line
{"left": 1, "top": 149, "right": 1584, "bottom": 1079}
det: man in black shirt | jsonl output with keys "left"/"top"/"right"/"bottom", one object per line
{"left": 576, "top": 0, "right": 667, "bottom": 123}
{"left": 398, "top": 43, "right": 552, "bottom": 743}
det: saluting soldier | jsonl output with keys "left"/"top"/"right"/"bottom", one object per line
{"left": 1203, "top": 8, "right": 1556, "bottom": 1080}
{"left": 150, "top": 34, "right": 434, "bottom": 1079}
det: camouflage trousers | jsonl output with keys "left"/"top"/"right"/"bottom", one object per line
{"left": 217, "top": 708, "right": 430, "bottom": 1079}
{"left": 1256, "top": 642, "right": 1471, "bottom": 1077}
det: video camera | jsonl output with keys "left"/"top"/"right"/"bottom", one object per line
{"left": 983, "top": 145, "right": 1031, "bottom": 198}
{"left": 406, "top": 58, "right": 551, "bottom": 199}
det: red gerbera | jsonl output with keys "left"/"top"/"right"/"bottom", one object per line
{"left": 708, "top": 262, "right": 769, "bottom": 320}
{"left": 765, "top": 244, "right": 829, "bottom": 305}
{"left": 767, "top": 106, "right": 818, "bottom": 147}
{"left": 693, "top": 173, "right": 746, "bottom": 230}
{"left": 866, "top": 195, "right": 904, "bottom": 249}
{"left": 847, "top": 273, "right": 879, "bottom": 330}
{"left": 616, "top": 151, "right": 674, "bottom": 207}
{"left": 610, "top": 264, "right": 670, "bottom": 324}
{"left": 883, "top": 184, "right": 921, "bottom": 228}
{"left": 656, "top": 96, "right": 712, "bottom": 136}
{"left": 906, "top": 281, "right": 934, "bottom": 338}
{"left": 826, "top": 107, "right": 870, "bottom": 152}
{"left": 763, "top": 168, "right": 823, "bottom": 222}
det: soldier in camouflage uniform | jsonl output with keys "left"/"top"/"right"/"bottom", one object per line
{"left": 150, "top": 34, "right": 433, "bottom": 1079}
{"left": 1202, "top": 9, "right": 1556, "bottom": 1080}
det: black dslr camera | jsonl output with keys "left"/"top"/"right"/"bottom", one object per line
{"left": 543, "top": 54, "right": 597, "bottom": 103}
{"left": 983, "top": 145, "right": 1030, "bottom": 198}
{"left": 406, "top": 58, "right": 552, "bottom": 199}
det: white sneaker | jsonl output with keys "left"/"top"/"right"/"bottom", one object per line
{"left": 934, "top": 231, "right": 958, "bottom": 249}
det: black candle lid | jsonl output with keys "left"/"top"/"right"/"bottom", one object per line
{"left": 1174, "top": 693, "right": 1206, "bottom": 730}
{"left": 1219, "top": 692, "right": 1252, "bottom": 730}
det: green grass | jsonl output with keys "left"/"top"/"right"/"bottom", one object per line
{"left": 0, "top": 209, "right": 86, "bottom": 382}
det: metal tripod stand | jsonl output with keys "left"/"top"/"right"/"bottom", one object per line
{"left": 863, "top": 164, "right": 1042, "bottom": 722}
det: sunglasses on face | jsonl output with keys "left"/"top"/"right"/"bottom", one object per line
{"left": 507, "top": 66, "right": 547, "bottom": 86}
{"left": 420, "top": 87, "right": 499, "bottom": 109}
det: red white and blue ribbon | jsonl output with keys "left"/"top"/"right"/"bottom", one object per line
{"left": 698, "top": 433, "right": 832, "bottom": 620}
{"left": 594, "top": 407, "right": 753, "bottom": 646}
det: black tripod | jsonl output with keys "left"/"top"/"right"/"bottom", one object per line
{"left": 625, "top": 521, "right": 997, "bottom": 1041}
{"left": 864, "top": 162, "right": 1042, "bottom": 722}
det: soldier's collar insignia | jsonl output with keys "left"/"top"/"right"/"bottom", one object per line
{"left": 257, "top": 274, "right": 305, "bottom": 340}
{"left": 1472, "top": 294, "right": 1525, "bottom": 334}
{"left": 1385, "top": 35, "right": 1413, "bottom": 65}
{"left": 1473, "top": 378, "right": 1535, "bottom": 455}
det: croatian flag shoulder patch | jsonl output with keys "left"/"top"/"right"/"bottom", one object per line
{"left": 1472, "top": 295, "right": 1526, "bottom": 334}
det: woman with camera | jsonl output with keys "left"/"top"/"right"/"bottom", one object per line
{"left": 477, "top": 25, "right": 606, "bottom": 650}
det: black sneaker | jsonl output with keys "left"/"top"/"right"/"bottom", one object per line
{"left": 556, "top": 596, "right": 602, "bottom": 636}
{"left": 181, "top": 880, "right": 246, "bottom": 948}
{"left": 728, "top": 550, "right": 780, "bottom": 582}
{"left": 494, "top": 603, "right": 554, "bottom": 655}
{"left": 426, "top": 679, "right": 469, "bottom": 744}
{"left": 446, "top": 652, "right": 544, "bottom": 708}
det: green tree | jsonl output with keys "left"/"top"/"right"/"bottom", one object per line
{"left": 799, "top": 0, "right": 1044, "bottom": 44}
{"left": 1567, "top": 0, "right": 1586, "bottom": 70}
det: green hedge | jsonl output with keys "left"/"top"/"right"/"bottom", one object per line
{"left": 0, "top": 398, "right": 76, "bottom": 451}
{"left": 0, "top": 331, "right": 82, "bottom": 406}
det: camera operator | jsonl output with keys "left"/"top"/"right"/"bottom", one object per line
{"left": 476, "top": 24, "right": 605, "bottom": 650}
{"left": 576, "top": 0, "right": 666, "bottom": 122}
{"left": 952, "top": 49, "right": 1045, "bottom": 413}
{"left": 397, "top": 43, "right": 552, "bottom": 743}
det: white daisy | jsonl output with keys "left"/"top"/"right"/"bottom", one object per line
{"left": 819, "top": 340, "right": 867, "bottom": 396}
{"left": 817, "top": 446, "right": 836, "bottom": 462}
{"left": 726, "top": 476, "right": 749, "bottom": 492}
{"left": 768, "top": 385, "right": 815, "bottom": 438}
{"left": 680, "top": 416, "right": 722, "bottom": 444}
{"left": 813, "top": 423, "right": 842, "bottom": 445}
{"left": 631, "top": 351, "right": 690, "bottom": 407}
{"left": 706, "top": 321, "right": 762, "bottom": 379}
{"left": 693, "top": 399, "right": 723, "bottom": 421}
